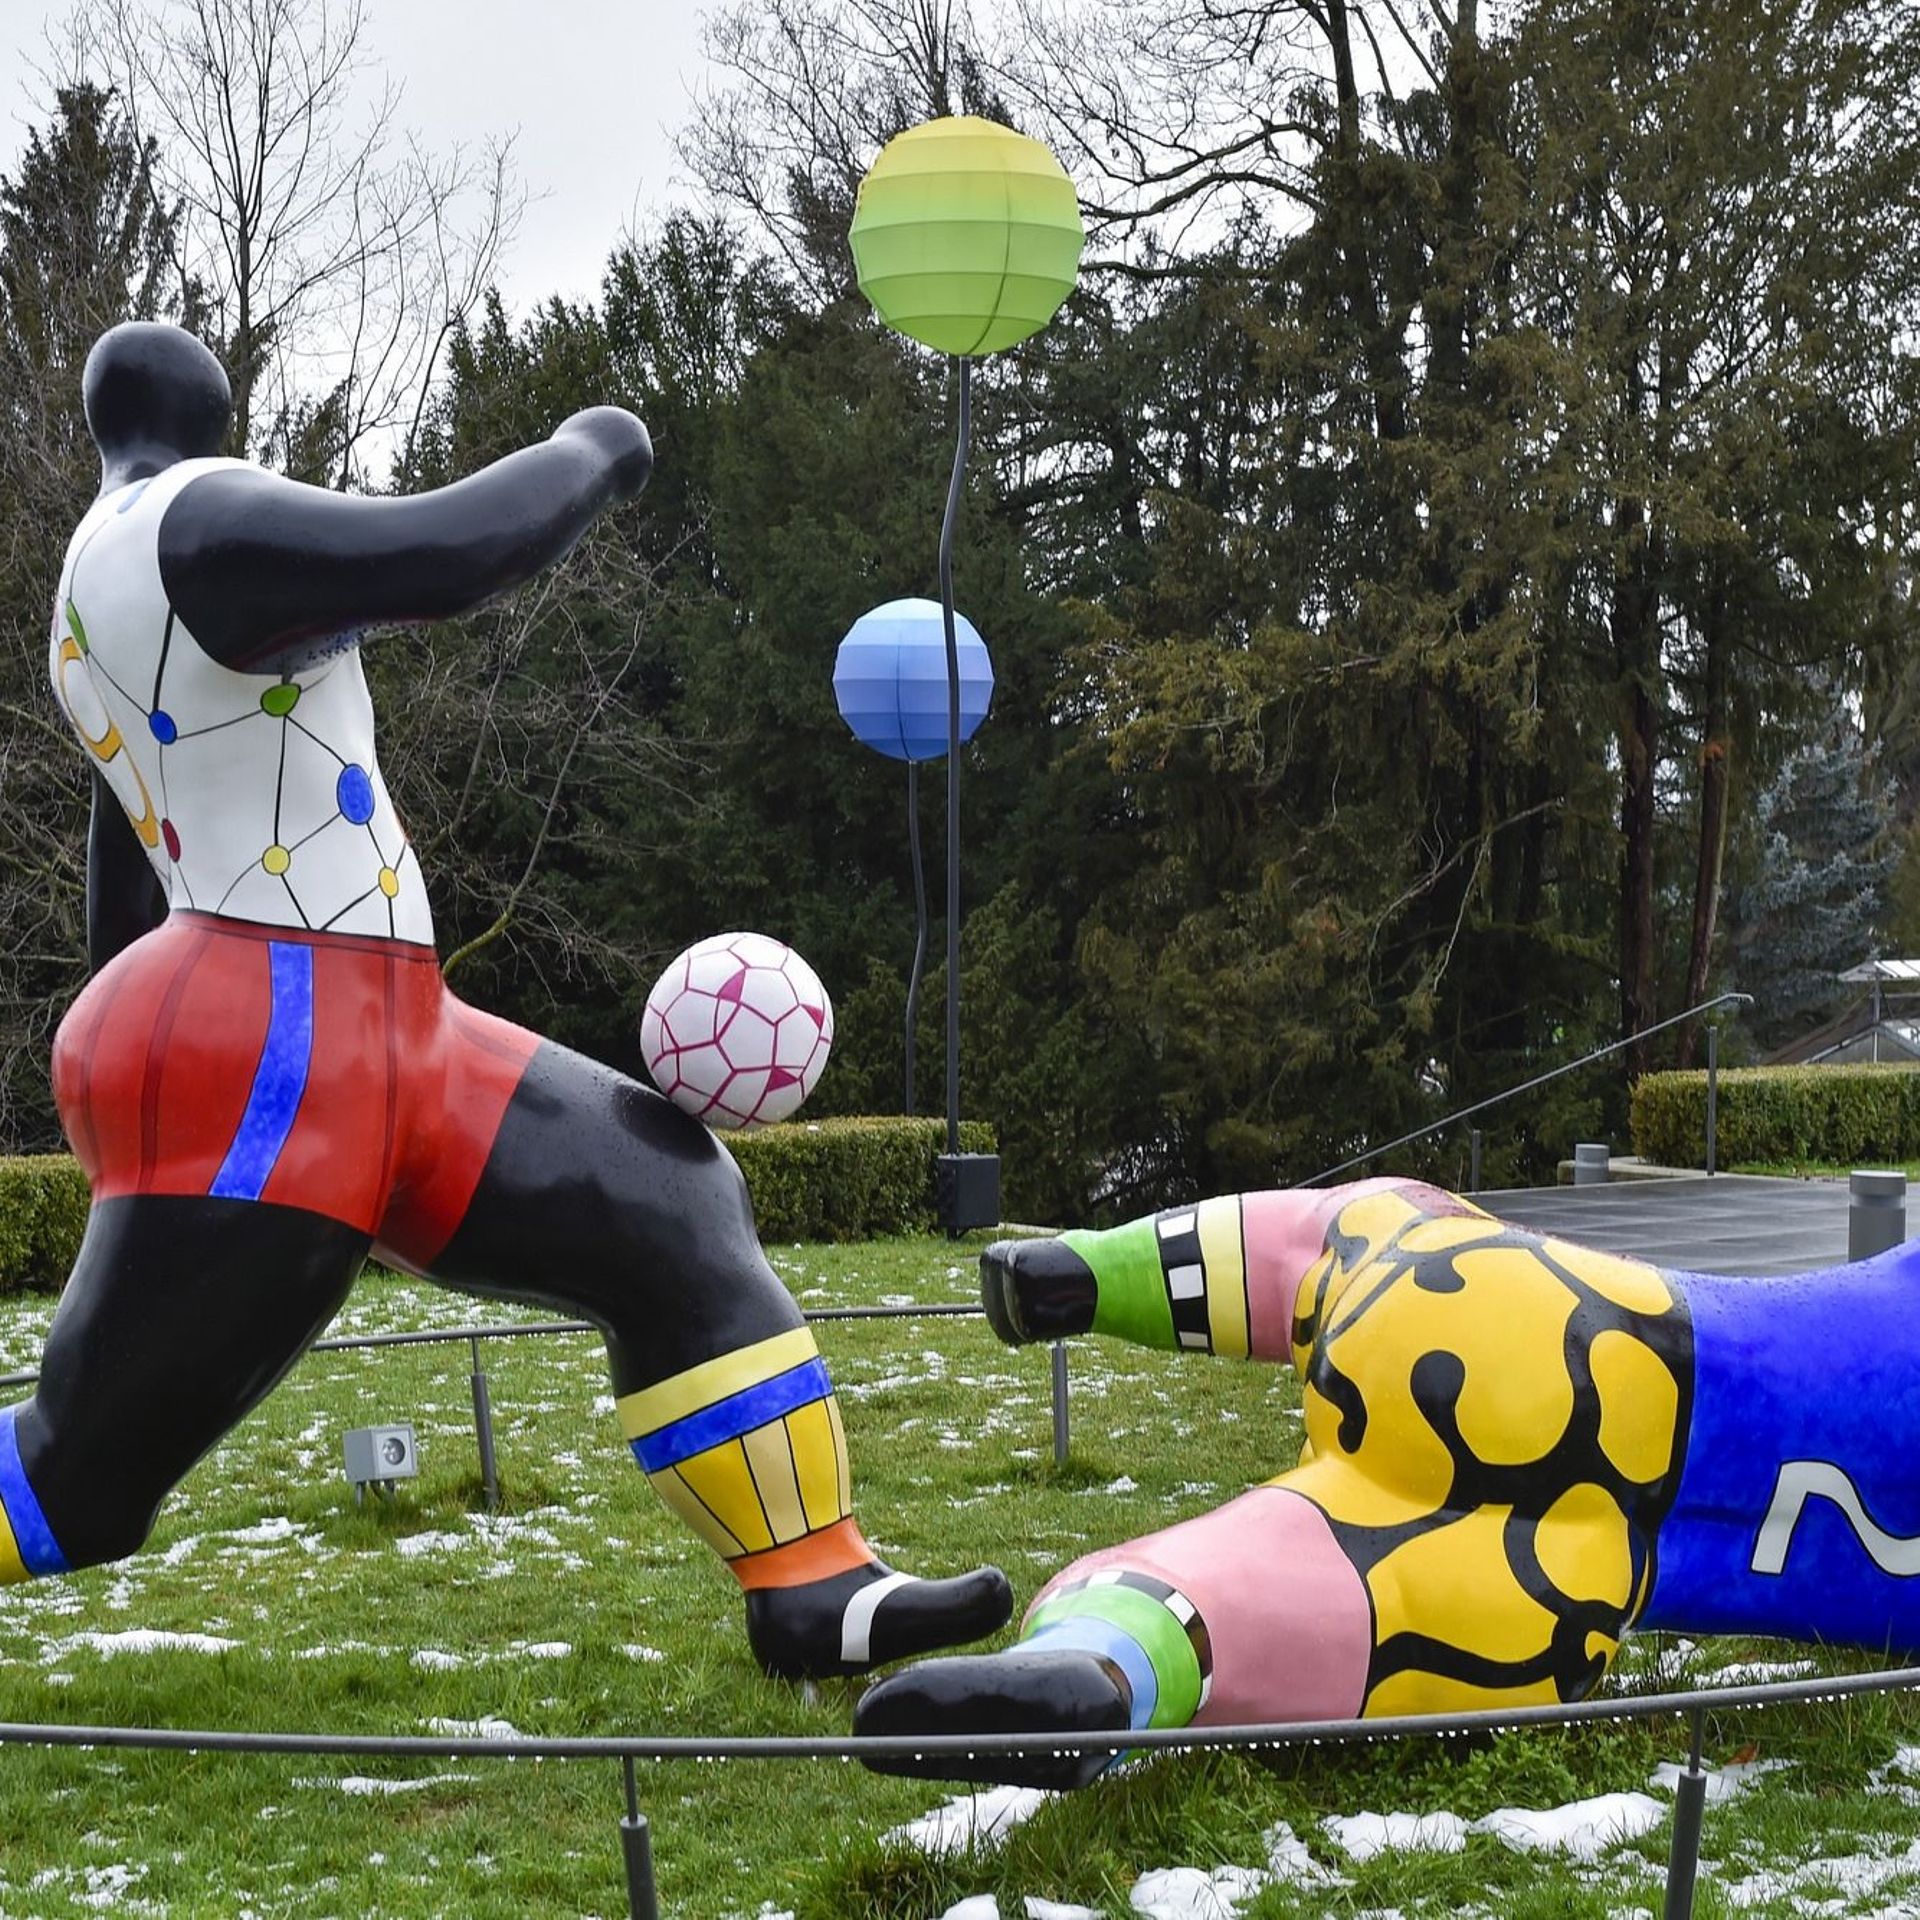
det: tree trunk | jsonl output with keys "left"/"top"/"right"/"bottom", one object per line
{"left": 1678, "top": 583, "right": 1730, "bottom": 1065}
{"left": 1323, "top": 0, "right": 1407, "bottom": 445}
{"left": 1613, "top": 515, "right": 1660, "bottom": 1074}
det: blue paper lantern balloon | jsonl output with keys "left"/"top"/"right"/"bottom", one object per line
{"left": 833, "top": 597, "right": 994, "bottom": 762}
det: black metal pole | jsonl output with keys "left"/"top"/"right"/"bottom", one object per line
{"left": 1051, "top": 1339, "right": 1070, "bottom": 1465}
{"left": 938, "top": 354, "right": 972, "bottom": 1158}
{"left": 469, "top": 1336, "right": 499, "bottom": 1513}
{"left": 905, "top": 761, "right": 926, "bottom": 1116}
{"left": 1705, "top": 1026, "right": 1718, "bottom": 1177}
{"left": 1469, "top": 1127, "right": 1483, "bottom": 1193}
{"left": 619, "top": 1756, "right": 658, "bottom": 1920}
{"left": 1661, "top": 1706, "right": 1708, "bottom": 1920}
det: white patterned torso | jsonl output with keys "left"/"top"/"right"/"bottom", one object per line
{"left": 49, "top": 459, "right": 433, "bottom": 944}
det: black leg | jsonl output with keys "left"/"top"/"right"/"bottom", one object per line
{"left": 13, "top": 1194, "right": 368, "bottom": 1569}
{"left": 424, "top": 1039, "right": 1011, "bottom": 1677}
{"left": 427, "top": 1040, "right": 802, "bottom": 1394}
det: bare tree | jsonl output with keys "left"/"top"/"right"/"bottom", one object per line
{"left": 683, "top": 0, "right": 1468, "bottom": 280}
{"left": 70, "top": 0, "right": 520, "bottom": 483}
{"left": 374, "top": 531, "right": 696, "bottom": 1001}
{"left": 0, "top": 84, "right": 183, "bottom": 1149}
{"left": 682, "top": 0, "right": 1013, "bottom": 295}
{"left": 991, "top": 0, "right": 1476, "bottom": 256}
{"left": 0, "top": 9, "right": 524, "bottom": 1148}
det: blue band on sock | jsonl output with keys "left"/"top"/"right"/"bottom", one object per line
{"left": 632, "top": 1359, "right": 833, "bottom": 1472}
{"left": 0, "top": 1409, "right": 67, "bottom": 1577}
{"left": 1023, "top": 1617, "right": 1158, "bottom": 1730}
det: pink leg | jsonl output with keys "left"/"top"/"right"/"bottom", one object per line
{"left": 1026, "top": 1483, "right": 1372, "bottom": 1725}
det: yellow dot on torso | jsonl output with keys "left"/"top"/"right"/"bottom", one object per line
{"left": 1588, "top": 1328, "right": 1681, "bottom": 1485}
{"left": 262, "top": 845, "right": 291, "bottom": 875}
{"left": 378, "top": 867, "right": 400, "bottom": 898}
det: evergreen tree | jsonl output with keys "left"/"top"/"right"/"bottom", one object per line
{"left": 0, "top": 84, "right": 183, "bottom": 1149}
{"left": 1725, "top": 722, "right": 1898, "bottom": 1053}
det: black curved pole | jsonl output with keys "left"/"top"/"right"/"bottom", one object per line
{"left": 938, "top": 356, "right": 972, "bottom": 1157}
{"left": 904, "top": 761, "right": 927, "bottom": 1115}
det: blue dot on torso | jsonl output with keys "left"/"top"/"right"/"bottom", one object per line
{"left": 337, "top": 764, "right": 376, "bottom": 825}
{"left": 148, "top": 710, "right": 177, "bottom": 745}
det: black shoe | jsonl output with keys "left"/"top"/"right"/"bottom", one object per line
{"left": 979, "top": 1238, "right": 1098, "bottom": 1347}
{"left": 746, "top": 1562, "right": 1012, "bottom": 1680}
{"left": 854, "top": 1648, "right": 1132, "bottom": 1790}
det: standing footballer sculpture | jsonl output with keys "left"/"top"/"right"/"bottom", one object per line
{"left": 6, "top": 320, "right": 1011, "bottom": 1680}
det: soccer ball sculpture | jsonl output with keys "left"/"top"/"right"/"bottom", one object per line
{"left": 641, "top": 933, "right": 834, "bottom": 1129}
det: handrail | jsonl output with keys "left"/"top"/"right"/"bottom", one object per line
{"left": 1300, "top": 991, "right": 1754, "bottom": 1187}
{"left": 0, "top": 1656, "right": 1901, "bottom": 1920}
{"left": 0, "top": 1300, "right": 988, "bottom": 1395}
{"left": 0, "top": 1656, "right": 1909, "bottom": 1761}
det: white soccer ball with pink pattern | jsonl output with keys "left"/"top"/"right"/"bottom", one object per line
{"left": 640, "top": 932, "right": 835, "bottom": 1130}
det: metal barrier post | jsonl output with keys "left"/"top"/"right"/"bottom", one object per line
{"left": 470, "top": 1337, "right": 500, "bottom": 1512}
{"left": 1469, "top": 1127, "right": 1483, "bottom": 1193}
{"left": 1705, "top": 1027, "right": 1718, "bottom": 1176}
{"left": 1051, "top": 1340, "right": 1070, "bottom": 1465}
{"left": 619, "top": 1756, "right": 659, "bottom": 1920}
{"left": 1661, "top": 1706, "right": 1708, "bottom": 1920}
{"left": 1850, "top": 1170, "right": 1907, "bottom": 1262}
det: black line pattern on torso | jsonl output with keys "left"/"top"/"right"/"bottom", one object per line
{"left": 1290, "top": 1198, "right": 1696, "bottom": 1708}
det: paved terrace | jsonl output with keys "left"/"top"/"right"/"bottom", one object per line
{"left": 1477, "top": 1173, "right": 1877, "bottom": 1277}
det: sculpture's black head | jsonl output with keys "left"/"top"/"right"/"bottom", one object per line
{"left": 83, "top": 322, "right": 232, "bottom": 486}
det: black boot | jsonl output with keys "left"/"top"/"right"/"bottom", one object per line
{"left": 853, "top": 1648, "right": 1132, "bottom": 1790}
{"left": 746, "top": 1561, "right": 1012, "bottom": 1680}
{"left": 979, "top": 1238, "right": 1098, "bottom": 1347}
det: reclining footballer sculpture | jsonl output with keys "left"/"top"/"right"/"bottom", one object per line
{"left": 858, "top": 1176, "right": 1920, "bottom": 1786}
{"left": 5, "top": 321, "right": 1010, "bottom": 1680}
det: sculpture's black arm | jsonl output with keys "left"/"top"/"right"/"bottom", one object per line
{"left": 86, "top": 770, "right": 167, "bottom": 973}
{"left": 155, "top": 407, "right": 653, "bottom": 674}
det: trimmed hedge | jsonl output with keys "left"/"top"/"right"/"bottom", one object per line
{"left": 1632, "top": 1064, "right": 1920, "bottom": 1169}
{"left": 0, "top": 1156, "right": 91, "bottom": 1296}
{"left": 0, "top": 1116, "right": 996, "bottom": 1294}
{"left": 728, "top": 1115, "right": 996, "bottom": 1243}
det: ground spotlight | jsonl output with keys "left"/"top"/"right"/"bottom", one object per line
{"left": 344, "top": 1423, "right": 418, "bottom": 1504}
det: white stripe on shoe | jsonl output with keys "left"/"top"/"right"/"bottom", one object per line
{"left": 840, "top": 1571, "right": 915, "bottom": 1666}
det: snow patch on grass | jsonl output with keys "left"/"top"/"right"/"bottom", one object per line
{"left": 1129, "top": 1863, "right": 1271, "bottom": 1916}
{"left": 1703, "top": 1658, "right": 1817, "bottom": 1685}
{"left": 1649, "top": 1757, "right": 1792, "bottom": 1802}
{"left": 1326, "top": 1809, "right": 1469, "bottom": 1860}
{"left": 1722, "top": 1833, "right": 1920, "bottom": 1908}
{"left": 886, "top": 1785, "right": 1055, "bottom": 1855}
{"left": 1473, "top": 1792, "right": 1665, "bottom": 1859}
{"left": 291, "top": 1772, "right": 480, "bottom": 1795}
{"left": 43, "top": 1629, "right": 239, "bottom": 1659}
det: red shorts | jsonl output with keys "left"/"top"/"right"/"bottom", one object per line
{"left": 51, "top": 913, "right": 539, "bottom": 1269}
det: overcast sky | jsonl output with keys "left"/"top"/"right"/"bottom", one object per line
{"left": 0, "top": 0, "right": 714, "bottom": 312}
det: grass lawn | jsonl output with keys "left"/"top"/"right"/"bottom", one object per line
{"left": 1730, "top": 1161, "right": 1920, "bottom": 1181}
{"left": 0, "top": 1237, "right": 1917, "bottom": 1918}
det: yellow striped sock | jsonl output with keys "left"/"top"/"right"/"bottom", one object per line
{"left": 0, "top": 1501, "right": 30, "bottom": 1585}
{"left": 616, "top": 1328, "right": 851, "bottom": 1564}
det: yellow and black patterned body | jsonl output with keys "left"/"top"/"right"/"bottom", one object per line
{"left": 1279, "top": 1188, "right": 1694, "bottom": 1716}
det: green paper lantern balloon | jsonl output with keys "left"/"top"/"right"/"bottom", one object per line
{"left": 850, "top": 115, "right": 1084, "bottom": 356}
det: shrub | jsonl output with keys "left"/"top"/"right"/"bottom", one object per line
{"left": 726, "top": 1115, "right": 996, "bottom": 1243}
{"left": 0, "top": 1117, "right": 997, "bottom": 1293}
{"left": 1631, "top": 1065, "right": 1920, "bottom": 1169}
{"left": 0, "top": 1156, "right": 91, "bottom": 1295}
